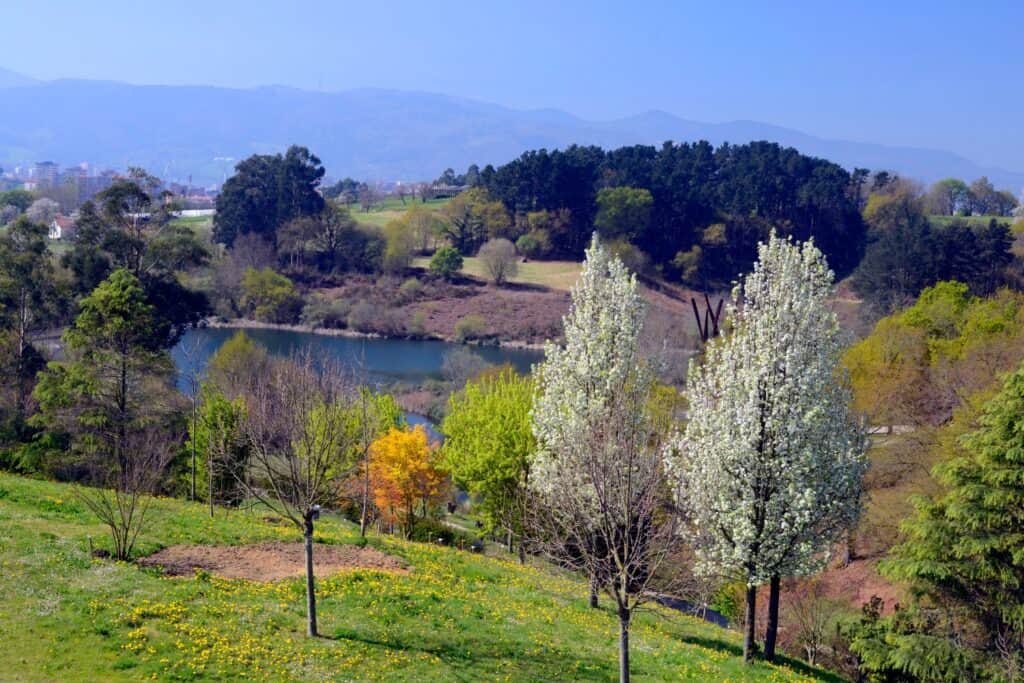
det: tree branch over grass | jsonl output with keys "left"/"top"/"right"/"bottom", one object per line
{"left": 238, "top": 350, "right": 358, "bottom": 637}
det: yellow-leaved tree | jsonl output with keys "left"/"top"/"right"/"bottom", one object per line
{"left": 368, "top": 425, "right": 448, "bottom": 536}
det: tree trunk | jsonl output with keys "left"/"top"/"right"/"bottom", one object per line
{"left": 506, "top": 528, "right": 514, "bottom": 554}
{"left": 618, "top": 607, "right": 631, "bottom": 683}
{"left": 517, "top": 540, "right": 525, "bottom": 565}
{"left": 743, "top": 584, "right": 757, "bottom": 663}
{"left": 764, "top": 575, "right": 781, "bottom": 662}
{"left": 359, "top": 455, "right": 370, "bottom": 538}
{"left": 190, "top": 401, "right": 197, "bottom": 502}
{"left": 304, "top": 517, "right": 318, "bottom": 637}
{"left": 589, "top": 575, "right": 599, "bottom": 608}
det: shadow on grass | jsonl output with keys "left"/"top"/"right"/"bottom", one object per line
{"left": 323, "top": 625, "right": 612, "bottom": 680}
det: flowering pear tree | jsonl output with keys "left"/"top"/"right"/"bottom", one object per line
{"left": 531, "top": 235, "right": 682, "bottom": 683}
{"left": 666, "top": 233, "right": 867, "bottom": 663}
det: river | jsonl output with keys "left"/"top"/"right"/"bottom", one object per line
{"left": 171, "top": 327, "right": 544, "bottom": 391}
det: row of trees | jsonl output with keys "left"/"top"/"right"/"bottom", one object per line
{"left": 441, "top": 235, "right": 868, "bottom": 680}
{"left": 924, "top": 176, "right": 1019, "bottom": 216}
{"left": 852, "top": 181, "right": 1016, "bottom": 313}
{"left": 464, "top": 141, "right": 867, "bottom": 285}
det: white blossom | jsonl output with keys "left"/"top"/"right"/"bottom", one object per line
{"left": 665, "top": 232, "right": 867, "bottom": 586}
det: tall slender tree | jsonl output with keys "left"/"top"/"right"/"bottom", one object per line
{"left": 667, "top": 233, "right": 867, "bottom": 663}
{"left": 531, "top": 235, "right": 682, "bottom": 683}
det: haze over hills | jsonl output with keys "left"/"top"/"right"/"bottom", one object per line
{"left": 1, "top": 69, "right": 1021, "bottom": 192}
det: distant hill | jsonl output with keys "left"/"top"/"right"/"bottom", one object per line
{"left": 0, "top": 67, "right": 37, "bottom": 88}
{"left": 0, "top": 76, "right": 1021, "bottom": 192}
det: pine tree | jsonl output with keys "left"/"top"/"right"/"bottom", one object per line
{"left": 668, "top": 233, "right": 867, "bottom": 662}
{"left": 876, "top": 362, "right": 1024, "bottom": 680}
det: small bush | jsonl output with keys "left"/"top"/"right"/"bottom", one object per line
{"left": 408, "top": 310, "right": 427, "bottom": 337}
{"left": 454, "top": 314, "right": 487, "bottom": 342}
{"left": 409, "top": 518, "right": 478, "bottom": 549}
{"left": 347, "top": 300, "right": 377, "bottom": 333}
{"left": 398, "top": 278, "right": 423, "bottom": 303}
{"left": 429, "top": 246, "right": 463, "bottom": 279}
{"left": 301, "top": 295, "right": 350, "bottom": 329}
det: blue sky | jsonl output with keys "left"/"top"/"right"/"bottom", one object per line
{"left": 5, "top": 1, "right": 1022, "bottom": 170}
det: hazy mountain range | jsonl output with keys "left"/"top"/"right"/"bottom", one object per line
{"left": 1, "top": 67, "right": 1021, "bottom": 192}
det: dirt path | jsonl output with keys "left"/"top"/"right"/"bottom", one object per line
{"left": 140, "top": 541, "right": 408, "bottom": 582}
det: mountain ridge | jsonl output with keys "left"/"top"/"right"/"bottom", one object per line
{"left": 0, "top": 72, "right": 1020, "bottom": 191}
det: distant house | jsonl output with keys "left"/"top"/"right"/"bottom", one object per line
{"left": 49, "top": 215, "right": 75, "bottom": 240}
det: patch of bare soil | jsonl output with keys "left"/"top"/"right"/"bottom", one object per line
{"left": 139, "top": 541, "right": 408, "bottom": 582}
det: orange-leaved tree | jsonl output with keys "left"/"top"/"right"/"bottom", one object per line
{"left": 368, "top": 425, "right": 448, "bottom": 536}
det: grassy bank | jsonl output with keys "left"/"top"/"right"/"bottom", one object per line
{"left": 411, "top": 256, "right": 583, "bottom": 291}
{"left": 0, "top": 473, "right": 837, "bottom": 681}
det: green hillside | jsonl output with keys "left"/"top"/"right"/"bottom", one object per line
{"left": 0, "top": 473, "right": 837, "bottom": 682}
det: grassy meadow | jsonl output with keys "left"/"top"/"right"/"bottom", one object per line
{"left": 412, "top": 256, "right": 583, "bottom": 291}
{"left": 0, "top": 473, "right": 839, "bottom": 682}
{"left": 350, "top": 197, "right": 450, "bottom": 228}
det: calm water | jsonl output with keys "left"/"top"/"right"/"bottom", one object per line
{"left": 171, "top": 327, "right": 544, "bottom": 392}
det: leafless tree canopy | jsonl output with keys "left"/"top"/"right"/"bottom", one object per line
{"left": 75, "top": 423, "right": 179, "bottom": 560}
{"left": 239, "top": 350, "right": 358, "bottom": 528}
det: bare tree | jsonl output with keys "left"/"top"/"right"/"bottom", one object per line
{"left": 239, "top": 351, "right": 357, "bottom": 637}
{"left": 478, "top": 238, "right": 519, "bottom": 285}
{"left": 76, "top": 423, "right": 178, "bottom": 561}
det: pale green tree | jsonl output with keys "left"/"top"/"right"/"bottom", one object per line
{"left": 442, "top": 367, "right": 534, "bottom": 556}
{"left": 666, "top": 233, "right": 867, "bottom": 663}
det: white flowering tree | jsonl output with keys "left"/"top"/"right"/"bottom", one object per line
{"left": 531, "top": 235, "right": 682, "bottom": 683}
{"left": 666, "top": 233, "right": 867, "bottom": 663}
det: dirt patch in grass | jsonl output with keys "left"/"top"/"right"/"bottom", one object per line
{"left": 140, "top": 541, "right": 408, "bottom": 582}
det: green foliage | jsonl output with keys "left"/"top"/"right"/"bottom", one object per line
{"left": 593, "top": 186, "right": 653, "bottom": 242}
{"left": 442, "top": 368, "right": 534, "bottom": 533}
{"left": 453, "top": 314, "right": 486, "bottom": 342}
{"left": 239, "top": 267, "right": 302, "bottom": 323}
{"left": 186, "top": 386, "right": 248, "bottom": 506}
{"left": 382, "top": 219, "right": 415, "bottom": 273}
{"left": 213, "top": 145, "right": 326, "bottom": 247}
{"left": 429, "top": 246, "right": 463, "bottom": 279}
{"left": 32, "top": 269, "right": 176, "bottom": 472}
{"left": 205, "top": 331, "right": 269, "bottom": 396}
{"left": 869, "top": 361, "right": 1024, "bottom": 680}
{"left": 0, "top": 472, "right": 836, "bottom": 681}
{"left": 439, "top": 188, "right": 510, "bottom": 254}
{"left": 853, "top": 188, "right": 1013, "bottom": 312}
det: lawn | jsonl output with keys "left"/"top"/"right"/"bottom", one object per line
{"left": 412, "top": 256, "right": 583, "bottom": 291}
{"left": 0, "top": 473, "right": 839, "bottom": 682}
{"left": 928, "top": 214, "right": 1015, "bottom": 229}
{"left": 351, "top": 197, "right": 449, "bottom": 228}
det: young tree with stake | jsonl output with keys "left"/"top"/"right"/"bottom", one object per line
{"left": 531, "top": 235, "right": 683, "bottom": 683}
{"left": 666, "top": 233, "right": 867, "bottom": 663}
{"left": 238, "top": 351, "right": 357, "bottom": 637}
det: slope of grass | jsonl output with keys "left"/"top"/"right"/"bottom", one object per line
{"left": 351, "top": 197, "right": 449, "bottom": 228}
{"left": 412, "top": 256, "right": 583, "bottom": 291}
{"left": 0, "top": 473, "right": 839, "bottom": 682}
{"left": 928, "top": 214, "right": 1013, "bottom": 229}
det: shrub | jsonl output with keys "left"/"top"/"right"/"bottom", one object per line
{"left": 453, "top": 314, "right": 487, "bottom": 342}
{"left": 515, "top": 233, "right": 544, "bottom": 259}
{"left": 239, "top": 267, "right": 302, "bottom": 323}
{"left": 398, "top": 277, "right": 423, "bottom": 303}
{"left": 441, "top": 346, "right": 490, "bottom": 385}
{"left": 409, "top": 517, "right": 478, "bottom": 549}
{"left": 301, "top": 295, "right": 350, "bottom": 329}
{"left": 477, "top": 238, "right": 519, "bottom": 285}
{"left": 347, "top": 300, "right": 377, "bottom": 332}
{"left": 408, "top": 310, "right": 427, "bottom": 337}
{"left": 429, "top": 246, "right": 463, "bottom": 279}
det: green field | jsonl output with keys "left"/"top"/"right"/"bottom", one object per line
{"left": 351, "top": 197, "right": 450, "bottom": 228}
{"left": 169, "top": 215, "right": 214, "bottom": 243}
{"left": 0, "top": 473, "right": 836, "bottom": 682}
{"left": 412, "top": 256, "right": 583, "bottom": 291}
{"left": 928, "top": 214, "right": 1016, "bottom": 229}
